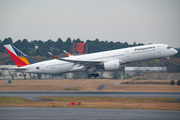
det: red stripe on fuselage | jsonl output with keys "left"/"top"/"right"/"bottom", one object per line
{"left": 4, "top": 47, "right": 28, "bottom": 67}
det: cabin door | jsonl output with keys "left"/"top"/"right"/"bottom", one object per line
{"left": 157, "top": 46, "right": 161, "bottom": 53}
{"left": 41, "top": 64, "right": 45, "bottom": 71}
{"left": 126, "top": 51, "right": 131, "bottom": 62}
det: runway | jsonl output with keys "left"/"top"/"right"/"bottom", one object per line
{"left": 0, "top": 106, "right": 180, "bottom": 120}
{"left": 0, "top": 91, "right": 180, "bottom": 101}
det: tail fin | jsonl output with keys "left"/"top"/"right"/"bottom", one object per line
{"left": 3, "top": 44, "right": 35, "bottom": 67}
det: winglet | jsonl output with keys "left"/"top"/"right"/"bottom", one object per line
{"left": 48, "top": 52, "right": 58, "bottom": 58}
{"left": 63, "top": 50, "right": 71, "bottom": 56}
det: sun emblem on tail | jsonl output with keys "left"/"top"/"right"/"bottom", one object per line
{"left": 18, "top": 55, "right": 31, "bottom": 65}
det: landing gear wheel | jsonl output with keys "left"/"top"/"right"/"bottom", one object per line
{"left": 93, "top": 73, "right": 99, "bottom": 78}
{"left": 88, "top": 73, "right": 99, "bottom": 78}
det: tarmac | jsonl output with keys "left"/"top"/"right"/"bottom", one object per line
{"left": 0, "top": 106, "right": 180, "bottom": 120}
{"left": 0, "top": 91, "right": 180, "bottom": 101}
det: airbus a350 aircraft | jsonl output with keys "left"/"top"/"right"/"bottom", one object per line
{"left": 4, "top": 44, "right": 178, "bottom": 78}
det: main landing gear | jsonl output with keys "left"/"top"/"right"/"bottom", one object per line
{"left": 165, "top": 57, "right": 170, "bottom": 66}
{"left": 88, "top": 72, "right": 99, "bottom": 78}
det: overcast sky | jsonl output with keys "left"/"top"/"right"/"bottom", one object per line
{"left": 0, "top": 0, "right": 180, "bottom": 47}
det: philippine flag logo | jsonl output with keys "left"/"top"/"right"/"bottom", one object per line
{"left": 36, "top": 67, "right": 40, "bottom": 70}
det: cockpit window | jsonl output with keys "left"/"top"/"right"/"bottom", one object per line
{"left": 167, "top": 46, "right": 173, "bottom": 49}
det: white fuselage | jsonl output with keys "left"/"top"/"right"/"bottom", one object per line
{"left": 15, "top": 44, "right": 178, "bottom": 74}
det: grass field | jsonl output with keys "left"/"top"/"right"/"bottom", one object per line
{"left": 0, "top": 79, "right": 180, "bottom": 92}
{"left": 0, "top": 96, "right": 179, "bottom": 111}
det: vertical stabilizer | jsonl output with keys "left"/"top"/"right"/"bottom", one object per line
{"left": 4, "top": 44, "right": 35, "bottom": 67}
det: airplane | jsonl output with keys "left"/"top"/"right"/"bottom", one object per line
{"left": 3, "top": 43, "right": 178, "bottom": 78}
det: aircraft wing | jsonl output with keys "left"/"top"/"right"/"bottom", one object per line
{"left": 1, "top": 67, "right": 28, "bottom": 70}
{"left": 58, "top": 58, "right": 103, "bottom": 66}
{"left": 10, "top": 68, "right": 29, "bottom": 70}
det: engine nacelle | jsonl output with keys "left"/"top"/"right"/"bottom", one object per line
{"left": 104, "top": 60, "right": 121, "bottom": 70}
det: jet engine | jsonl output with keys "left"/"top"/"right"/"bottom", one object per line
{"left": 103, "top": 60, "right": 121, "bottom": 70}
